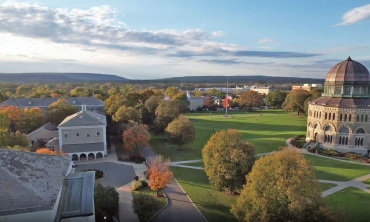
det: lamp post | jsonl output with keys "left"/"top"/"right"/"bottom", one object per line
{"left": 104, "top": 216, "right": 106, "bottom": 221}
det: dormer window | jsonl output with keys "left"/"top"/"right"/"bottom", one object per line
{"left": 64, "top": 133, "right": 68, "bottom": 138}
{"left": 76, "top": 133, "right": 79, "bottom": 137}
{"left": 87, "top": 133, "right": 90, "bottom": 137}
{"left": 97, "top": 132, "right": 100, "bottom": 136}
{"left": 73, "top": 100, "right": 76, "bottom": 104}
{"left": 28, "top": 101, "right": 32, "bottom": 105}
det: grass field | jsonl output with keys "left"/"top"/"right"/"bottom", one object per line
{"left": 320, "top": 182, "right": 337, "bottom": 191}
{"left": 152, "top": 110, "right": 307, "bottom": 161}
{"left": 325, "top": 187, "right": 370, "bottom": 222}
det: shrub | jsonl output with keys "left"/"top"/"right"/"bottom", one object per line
{"left": 81, "top": 169, "right": 104, "bottom": 180}
{"left": 129, "top": 154, "right": 146, "bottom": 163}
{"left": 144, "top": 171, "right": 150, "bottom": 179}
{"left": 131, "top": 180, "right": 143, "bottom": 191}
{"left": 140, "top": 178, "right": 148, "bottom": 188}
{"left": 132, "top": 193, "right": 157, "bottom": 220}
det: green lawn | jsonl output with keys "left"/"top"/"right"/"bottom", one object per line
{"left": 183, "top": 161, "right": 204, "bottom": 168}
{"left": 320, "top": 182, "right": 337, "bottom": 191}
{"left": 171, "top": 167, "right": 237, "bottom": 222}
{"left": 152, "top": 110, "right": 307, "bottom": 161}
{"left": 362, "top": 178, "right": 370, "bottom": 185}
{"left": 132, "top": 187, "right": 167, "bottom": 221}
{"left": 305, "top": 154, "right": 370, "bottom": 181}
{"left": 325, "top": 187, "right": 370, "bottom": 222}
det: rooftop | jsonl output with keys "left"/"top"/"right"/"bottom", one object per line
{"left": 58, "top": 110, "right": 106, "bottom": 127}
{"left": 0, "top": 149, "right": 71, "bottom": 216}
{"left": 28, "top": 122, "right": 58, "bottom": 136}
{"left": 0, "top": 97, "right": 105, "bottom": 108}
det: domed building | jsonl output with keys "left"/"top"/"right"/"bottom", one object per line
{"left": 306, "top": 57, "right": 370, "bottom": 154}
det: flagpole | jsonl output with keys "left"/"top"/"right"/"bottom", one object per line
{"left": 226, "top": 76, "right": 228, "bottom": 116}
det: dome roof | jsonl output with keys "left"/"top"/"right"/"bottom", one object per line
{"left": 325, "top": 56, "right": 370, "bottom": 86}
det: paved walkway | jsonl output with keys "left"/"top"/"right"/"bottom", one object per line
{"left": 75, "top": 144, "right": 147, "bottom": 222}
{"left": 140, "top": 146, "right": 207, "bottom": 222}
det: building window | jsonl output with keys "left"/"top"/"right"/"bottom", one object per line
{"left": 87, "top": 133, "right": 90, "bottom": 137}
{"left": 31, "top": 140, "right": 34, "bottom": 145}
{"left": 333, "top": 113, "right": 335, "bottom": 120}
{"left": 335, "top": 87, "right": 341, "bottom": 95}
{"left": 361, "top": 114, "right": 364, "bottom": 122}
{"left": 328, "top": 113, "right": 331, "bottom": 120}
{"left": 349, "top": 114, "right": 352, "bottom": 121}
{"left": 366, "top": 115, "right": 368, "bottom": 122}
{"left": 325, "top": 113, "right": 327, "bottom": 120}
{"left": 76, "top": 133, "right": 80, "bottom": 137}
{"left": 344, "top": 114, "right": 347, "bottom": 121}
{"left": 357, "top": 114, "right": 360, "bottom": 121}
{"left": 97, "top": 132, "right": 100, "bottom": 136}
{"left": 340, "top": 114, "right": 343, "bottom": 121}
{"left": 64, "top": 133, "right": 68, "bottom": 138}
{"left": 344, "top": 86, "right": 351, "bottom": 95}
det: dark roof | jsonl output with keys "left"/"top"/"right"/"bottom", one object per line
{"left": 0, "top": 149, "right": 71, "bottom": 216}
{"left": 54, "top": 172, "right": 95, "bottom": 222}
{"left": 58, "top": 111, "right": 106, "bottom": 127}
{"left": 0, "top": 97, "right": 104, "bottom": 108}
{"left": 28, "top": 122, "right": 58, "bottom": 136}
{"left": 325, "top": 57, "right": 370, "bottom": 86}
{"left": 310, "top": 97, "right": 370, "bottom": 108}
{"left": 61, "top": 143, "right": 105, "bottom": 153}
{"left": 46, "top": 138, "right": 59, "bottom": 146}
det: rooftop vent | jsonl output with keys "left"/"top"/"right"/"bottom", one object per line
{"left": 79, "top": 115, "right": 83, "bottom": 119}
{"left": 28, "top": 101, "right": 32, "bottom": 105}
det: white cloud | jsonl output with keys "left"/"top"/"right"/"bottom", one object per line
{"left": 212, "top": 31, "right": 224, "bottom": 37}
{"left": 258, "top": 38, "right": 275, "bottom": 44}
{"left": 334, "top": 4, "right": 370, "bottom": 26}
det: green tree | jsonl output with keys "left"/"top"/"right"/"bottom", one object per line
{"left": 194, "top": 90, "right": 204, "bottom": 97}
{"left": 16, "top": 85, "right": 32, "bottom": 97}
{"left": 113, "top": 106, "right": 141, "bottom": 124}
{"left": 21, "top": 108, "right": 44, "bottom": 133}
{"left": 0, "top": 112, "right": 10, "bottom": 129}
{"left": 283, "top": 89, "right": 310, "bottom": 115}
{"left": 202, "top": 129, "right": 256, "bottom": 192}
{"left": 45, "top": 99, "right": 79, "bottom": 125}
{"left": 0, "top": 92, "right": 7, "bottom": 103}
{"left": 304, "top": 88, "right": 323, "bottom": 113}
{"left": 165, "top": 86, "right": 179, "bottom": 98}
{"left": 94, "top": 184, "right": 119, "bottom": 217}
{"left": 165, "top": 115, "right": 195, "bottom": 148}
{"left": 264, "top": 90, "right": 288, "bottom": 108}
{"left": 239, "top": 91, "right": 263, "bottom": 109}
{"left": 0, "top": 129, "right": 29, "bottom": 148}
{"left": 231, "top": 148, "right": 339, "bottom": 222}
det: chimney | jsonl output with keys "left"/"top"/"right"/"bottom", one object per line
{"left": 82, "top": 104, "right": 87, "bottom": 112}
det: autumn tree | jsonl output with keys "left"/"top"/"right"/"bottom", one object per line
{"left": 21, "top": 108, "right": 43, "bottom": 133}
{"left": 148, "top": 155, "right": 173, "bottom": 196}
{"left": 0, "top": 92, "right": 7, "bottom": 103}
{"left": 203, "top": 97, "right": 216, "bottom": 110}
{"left": 231, "top": 148, "right": 339, "bottom": 222}
{"left": 122, "top": 124, "right": 151, "bottom": 152}
{"left": 45, "top": 99, "right": 79, "bottom": 125}
{"left": 154, "top": 101, "right": 181, "bottom": 134}
{"left": 239, "top": 91, "right": 263, "bottom": 109}
{"left": 283, "top": 89, "right": 310, "bottom": 115}
{"left": 0, "top": 112, "right": 10, "bottom": 129}
{"left": 51, "top": 93, "right": 63, "bottom": 98}
{"left": 70, "top": 87, "right": 92, "bottom": 97}
{"left": 36, "top": 148, "right": 66, "bottom": 156}
{"left": 165, "top": 115, "right": 195, "bottom": 149}
{"left": 194, "top": 90, "right": 204, "bottom": 97}
{"left": 105, "top": 94, "right": 128, "bottom": 115}
{"left": 113, "top": 106, "right": 141, "bottom": 124}
{"left": 0, "top": 106, "right": 21, "bottom": 132}
{"left": 165, "top": 86, "right": 179, "bottom": 98}
{"left": 16, "top": 85, "right": 32, "bottom": 96}
{"left": 0, "top": 129, "right": 29, "bottom": 148}
{"left": 264, "top": 90, "right": 288, "bottom": 108}
{"left": 202, "top": 129, "right": 256, "bottom": 192}
{"left": 223, "top": 97, "right": 233, "bottom": 109}
{"left": 172, "top": 92, "right": 190, "bottom": 113}
{"left": 145, "top": 95, "right": 162, "bottom": 114}
{"left": 304, "top": 88, "right": 323, "bottom": 113}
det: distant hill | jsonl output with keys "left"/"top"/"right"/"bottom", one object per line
{"left": 0, "top": 73, "right": 127, "bottom": 83}
{"left": 132, "top": 75, "right": 325, "bottom": 84}
{"left": 0, "top": 73, "right": 324, "bottom": 84}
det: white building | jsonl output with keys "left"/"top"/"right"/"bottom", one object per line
{"left": 186, "top": 90, "right": 206, "bottom": 111}
{"left": 46, "top": 105, "right": 107, "bottom": 161}
{"left": 0, "top": 149, "right": 95, "bottom": 222}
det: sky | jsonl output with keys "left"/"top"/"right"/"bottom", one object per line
{"left": 0, "top": 0, "right": 369, "bottom": 80}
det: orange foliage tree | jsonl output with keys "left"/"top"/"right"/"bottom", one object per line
{"left": 122, "top": 124, "right": 151, "bottom": 152}
{"left": 36, "top": 148, "right": 66, "bottom": 156}
{"left": 0, "top": 106, "right": 21, "bottom": 132}
{"left": 148, "top": 155, "right": 173, "bottom": 196}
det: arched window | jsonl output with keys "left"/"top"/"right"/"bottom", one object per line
{"left": 361, "top": 114, "right": 364, "bottom": 122}
{"left": 328, "top": 113, "right": 331, "bottom": 120}
{"left": 355, "top": 138, "right": 358, "bottom": 146}
{"left": 325, "top": 113, "right": 328, "bottom": 120}
{"left": 366, "top": 115, "right": 368, "bottom": 122}
{"left": 340, "top": 114, "right": 343, "bottom": 121}
{"left": 345, "top": 137, "right": 348, "bottom": 145}
{"left": 330, "top": 135, "right": 333, "bottom": 143}
{"left": 357, "top": 114, "right": 360, "bottom": 121}
{"left": 333, "top": 113, "right": 335, "bottom": 120}
{"left": 349, "top": 114, "right": 352, "bottom": 121}
{"left": 314, "top": 111, "right": 317, "bottom": 118}
{"left": 361, "top": 138, "right": 364, "bottom": 146}
{"left": 344, "top": 114, "right": 347, "bottom": 121}
{"left": 319, "top": 112, "right": 321, "bottom": 118}
{"left": 356, "top": 128, "right": 365, "bottom": 134}
{"left": 339, "top": 136, "right": 342, "bottom": 144}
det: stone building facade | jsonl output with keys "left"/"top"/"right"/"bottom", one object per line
{"left": 306, "top": 57, "right": 370, "bottom": 154}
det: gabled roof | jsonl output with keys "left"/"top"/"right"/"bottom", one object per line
{"left": 0, "top": 149, "right": 71, "bottom": 216}
{"left": 0, "top": 97, "right": 104, "bottom": 108}
{"left": 54, "top": 172, "right": 95, "bottom": 222}
{"left": 46, "top": 138, "right": 60, "bottom": 146}
{"left": 28, "top": 122, "right": 58, "bottom": 136}
{"left": 58, "top": 110, "right": 106, "bottom": 127}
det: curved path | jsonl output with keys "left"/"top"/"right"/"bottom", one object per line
{"left": 140, "top": 146, "right": 207, "bottom": 222}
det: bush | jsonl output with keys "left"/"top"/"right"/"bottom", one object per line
{"left": 290, "top": 135, "right": 306, "bottom": 148}
{"left": 129, "top": 154, "right": 146, "bottom": 163}
{"left": 144, "top": 171, "right": 150, "bottom": 179}
{"left": 132, "top": 193, "right": 157, "bottom": 220}
{"left": 140, "top": 178, "right": 148, "bottom": 188}
{"left": 131, "top": 180, "right": 143, "bottom": 191}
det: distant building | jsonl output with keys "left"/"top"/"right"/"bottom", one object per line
{"left": 186, "top": 90, "right": 206, "bottom": 111}
{"left": 249, "top": 85, "right": 271, "bottom": 95}
{"left": 0, "top": 97, "right": 105, "bottom": 115}
{"left": 194, "top": 85, "right": 272, "bottom": 95}
{"left": 27, "top": 122, "right": 58, "bottom": 147}
{"left": 0, "top": 149, "right": 95, "bottom": 222}
{"left": 292, "top": 83, "right": 323, "bottom": 92}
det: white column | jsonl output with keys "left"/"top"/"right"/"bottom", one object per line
{"left": 103, "top": 126, "right": 107, "bottom": 155}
